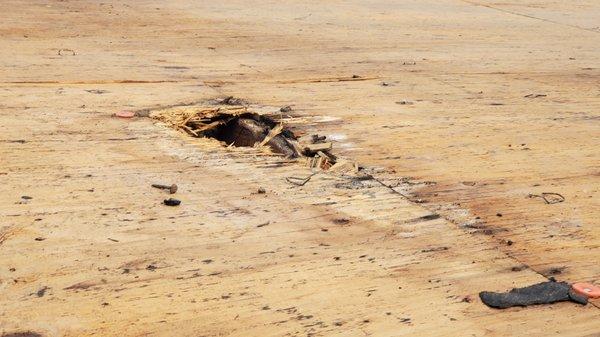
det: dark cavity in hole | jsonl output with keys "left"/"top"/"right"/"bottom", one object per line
{"left": 194, "top": 112, "right": 299, "bottom": 158}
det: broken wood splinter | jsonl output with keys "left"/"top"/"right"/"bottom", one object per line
{"left": 286, "top": 172, "right": 319, "bottom": 186}
{"left": 152, "top": 183, "right": 178, "bottom": 194}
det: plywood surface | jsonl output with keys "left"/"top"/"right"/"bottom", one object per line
{"left": 0, "top": 1, "right": 598, "bottom": 336}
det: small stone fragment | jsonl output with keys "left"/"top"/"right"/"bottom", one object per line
{"left": 163, "top": 198, "right": 181, "bottom": 206}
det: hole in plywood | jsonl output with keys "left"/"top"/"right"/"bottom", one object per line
{"left": 149, "top": 98, "right": 352, "bottom": 172}
{"left": 151, "top": 105, "right": 300, "bottom": 157}
{"left": 203, "top": 113, "right": 299, "bottom": 157}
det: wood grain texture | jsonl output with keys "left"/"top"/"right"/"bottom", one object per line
{"left": 0, "top": 1, "right": 598, "bottom": 336}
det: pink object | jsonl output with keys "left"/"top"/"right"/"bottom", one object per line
{"left": 115, "top": 110, "right": 135, "bottom": 118}
{"left": 572, "top": 283, "right": 600, "bottom": 299}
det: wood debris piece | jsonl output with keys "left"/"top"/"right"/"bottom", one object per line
{"left": 329, "top": 160, "right": 355, "bottom": 173}
{"left": 316, "top": 151, "right": 334, "bottom": 161}
{"left": 194, "top": 120, "right": 225, "bottom": 133}
{"left": 180, "top": 125, "right": 199, "bottom": 137}
{"left": 258, "top": 124, "right": 283, "bottom": 147}
{"left": 303, "top": 142, "right": 332, "bottom": 155}
{"left": 286, "top": 172, "right": 318, "bottom": 186}
{"left": 311, "top": 134, "right": 327, "bottom": 143}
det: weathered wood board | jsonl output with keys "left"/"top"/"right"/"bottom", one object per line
{"left": 0, "top": 1, "right": 598, "bottom": 336}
